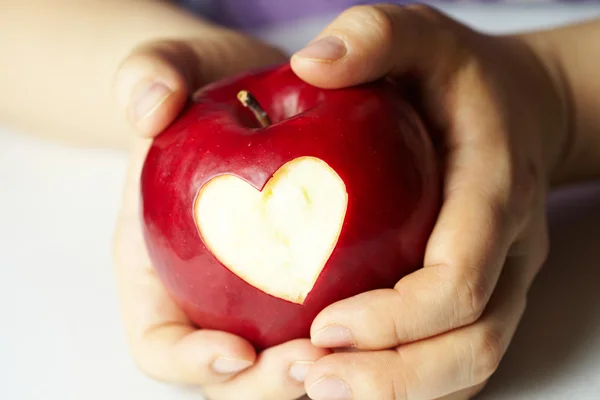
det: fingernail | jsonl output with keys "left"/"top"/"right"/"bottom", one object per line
{"left": 308, "top": 375, "right": 352, "bottom": 400}
{"left": 312, "top": 325, "right": 353, "bottom": 348}
{"left": 132, "top": 81, "right": 172, "bottom": 123}
{"left": 294, "top": 36, "right": 347, "bottom": 62}
{"left": 211, "top": 357, "right": 253, "bottom": 374}
{"left": 289, "top": 361, "right": 313, "bottom": 382}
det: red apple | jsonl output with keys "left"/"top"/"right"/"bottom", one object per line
{"left": 140, "top": 63, "right": 441, "bottom": 350}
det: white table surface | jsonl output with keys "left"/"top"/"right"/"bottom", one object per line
{"left": 1, "top": 4, "right": 600, "bottom": 400}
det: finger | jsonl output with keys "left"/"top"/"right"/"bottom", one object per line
{"left": 435, "top": 381, "right": 488, "bottom": 400}
{"left": 310, "top": 106, "right": 537, "bottom": 349}
{"left": 510, "top": 200, "right": 550, "bottom": 289}
{"left": 112, "top": 141, "right": 256, "bottom": 385}
{"left": 291, "top": 4, "right": 467, "bottom": 88}
{"left": 113, "top": 35, "right": 286, "bottom": 136}
{"left": 305, "top": 260, "right": 527, "bottom": 400}
{"left": 204, "top": 339, "right": 331, "bottom": 400}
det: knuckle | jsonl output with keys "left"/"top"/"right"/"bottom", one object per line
{"left": 469, "top": 325, "right": 505, "bottom": 383}
{"left": 537, "top": 232, "right": 550, "bottom": 266}
{"left": 343, "top": 5, "right": 396, "bottom": 43}
{"left": 440, "top": 379, "right": 490, "bottom": 400}
{"left": 391, "top": 377, "right": 409, "bottom": 400}
{"left": 468, "top": 379, "right": 490, "bottom": 399}
{"left": 130, "top": 347, "right": 164, "bottom": 382}
{"left": 129, "top": 330, "right": 183, "bottom": 384}
{"left": 516, "top": 162, "right": 540, "bottom": 205}
{"left": 405, "top": 3, "right": 467, "bottom": 56}
{"left": 483, "top": 186, "right": 511, "bottom": 231}
{"left": 509, "top": 160, "right": 542, "bottom": 226}
{"left": 448, "top": 176, "right": 511, "bottom": 237}
{"left": 451, "top": 267, "right": 489, "bottom": 325}
{"left": 389, "top": 289, "right": 412, "bottom": 344}
{"left": 522, "top": 228, "right": 550, "bottom": 286}
{"left": 469, "top": 180, "right": 515, "bottom": 245}
{"left": 391, "top": 375, "right": 409, "bottom": 400}
{"left": 391, "top": 349, "right": 415, "bottom": 400}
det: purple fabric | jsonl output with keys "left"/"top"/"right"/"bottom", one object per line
{"left": 177, "top": 0, "right": 598, "bottom": 30}
{"left": 178, "top": 0, "right": 366, "bottom": 29}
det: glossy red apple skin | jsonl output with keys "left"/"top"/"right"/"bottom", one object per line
{"left": 140, "top": 63, "right": 441, "bottom": 350}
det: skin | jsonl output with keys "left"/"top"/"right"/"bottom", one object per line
{"left": 0, "top": 0, "right": 286, "bottom": 148}
{"left": 2, "top": 1, "right": 600, "bottom": 399}
{"left": 140, "top": 65, "right": 441, "bottom": 349}
{"left": 292, "top": 6, "right": 600, "bottom": 400}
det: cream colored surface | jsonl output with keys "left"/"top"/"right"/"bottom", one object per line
{"left": 195, "top": 157, "right": 347, "bottom": 303}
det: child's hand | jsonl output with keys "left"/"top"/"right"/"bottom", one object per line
{"left": 291, "top": 5, "right": 568, "bottom": 400}
{"left": 112, "top": 34, "right": 331, "bottom": 400}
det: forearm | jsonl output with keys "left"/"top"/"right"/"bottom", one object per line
{"left": 0, "top": 0, "right": 222, "bottom": 149}
{"left": 521, "top": 18, "right": 600, "bottom": 185}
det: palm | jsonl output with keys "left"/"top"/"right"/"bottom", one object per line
{"left": 112, "top": 35, "right": 332, "bottom": 400}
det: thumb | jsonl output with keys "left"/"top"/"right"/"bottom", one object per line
{"left": 113, "top": 34, "right": 286, "bottom": 137}
{"left": 291, "top": 4, "right": 464, "bottom": 89}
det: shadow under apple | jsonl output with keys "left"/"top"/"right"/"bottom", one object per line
{"left": 480, "top": 182, "right": 600, "bottom": 399}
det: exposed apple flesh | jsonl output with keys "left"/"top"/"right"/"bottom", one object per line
{"left": 141, "top": 63, "right": 441, "bottom": 349}
{"left": 195, "top": 156, "right": 348, "bottom": 304}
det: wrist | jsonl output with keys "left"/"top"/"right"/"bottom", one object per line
{"left": 516, "top": 22, "right": 600, "bottom": 187}
{"left": 510, "top": 31, "right": 573, "bottom": 187}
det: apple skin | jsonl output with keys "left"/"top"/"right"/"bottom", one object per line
{"left": 140, "top": 63, "right": 442, "bottom": 350}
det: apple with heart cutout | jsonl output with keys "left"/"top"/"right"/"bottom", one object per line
{"left": 140, "top": 63, "right": 441, "bottom": 350}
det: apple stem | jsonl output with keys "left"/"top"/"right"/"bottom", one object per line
{"left": 237, "top": 90, "right": 271, "bottom": 128}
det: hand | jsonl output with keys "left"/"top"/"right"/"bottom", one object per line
{"left": 291, "top": 5, "right": 568, "bottom": 400}
{"left": 111, "top": 31, "right": 330, "bottom": 400}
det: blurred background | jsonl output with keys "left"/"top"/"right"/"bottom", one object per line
{"left": 1, "top": 2, "right": 600, "bottom": 400}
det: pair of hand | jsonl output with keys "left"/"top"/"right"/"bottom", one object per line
{"left": 112, "top": 5, "right": 567, "bottom": 400}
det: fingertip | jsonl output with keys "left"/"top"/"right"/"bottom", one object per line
{"left": 176, "top": 329, "right": 257, "bottom": 365}
{"left": 202, "top": 339, "right": 330, "bottom": 399}
{"left": 283, "top": 338, "right": 334, "bottom": 358}
{"left": 292, "top": 36, "right": 347, "bottom": 64}
{"left": 113, "top": 50, "right": 189, "bottom": 138}
{"left": 261, "top": 338, "right": 332, "bottom": 373}
{"left": 303, "top": 353, "right": 351, "bottom": 399}
{"left": 263, "top": 339, "right": 331, "bottom": 385}
{"left": 290, "top": 56, "right": 330, "bottom": 89}
{"left": 171, "top": 330, "right": 256, "bottom": 382}
{"left": 309, "top": 300, "right": 356, "bottom": 348}
{"left": 290, "top": 48, "right": 357, "bottom": 89}
{"left": 132, "top": 80, "right": 188, "bottom": 137}
{"left": 291, "top": 6, "right": 396, "bottom": 89}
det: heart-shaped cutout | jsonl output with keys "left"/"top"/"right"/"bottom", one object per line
{"left": 194, "top": 156, "right": 348, "bottom": 304}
